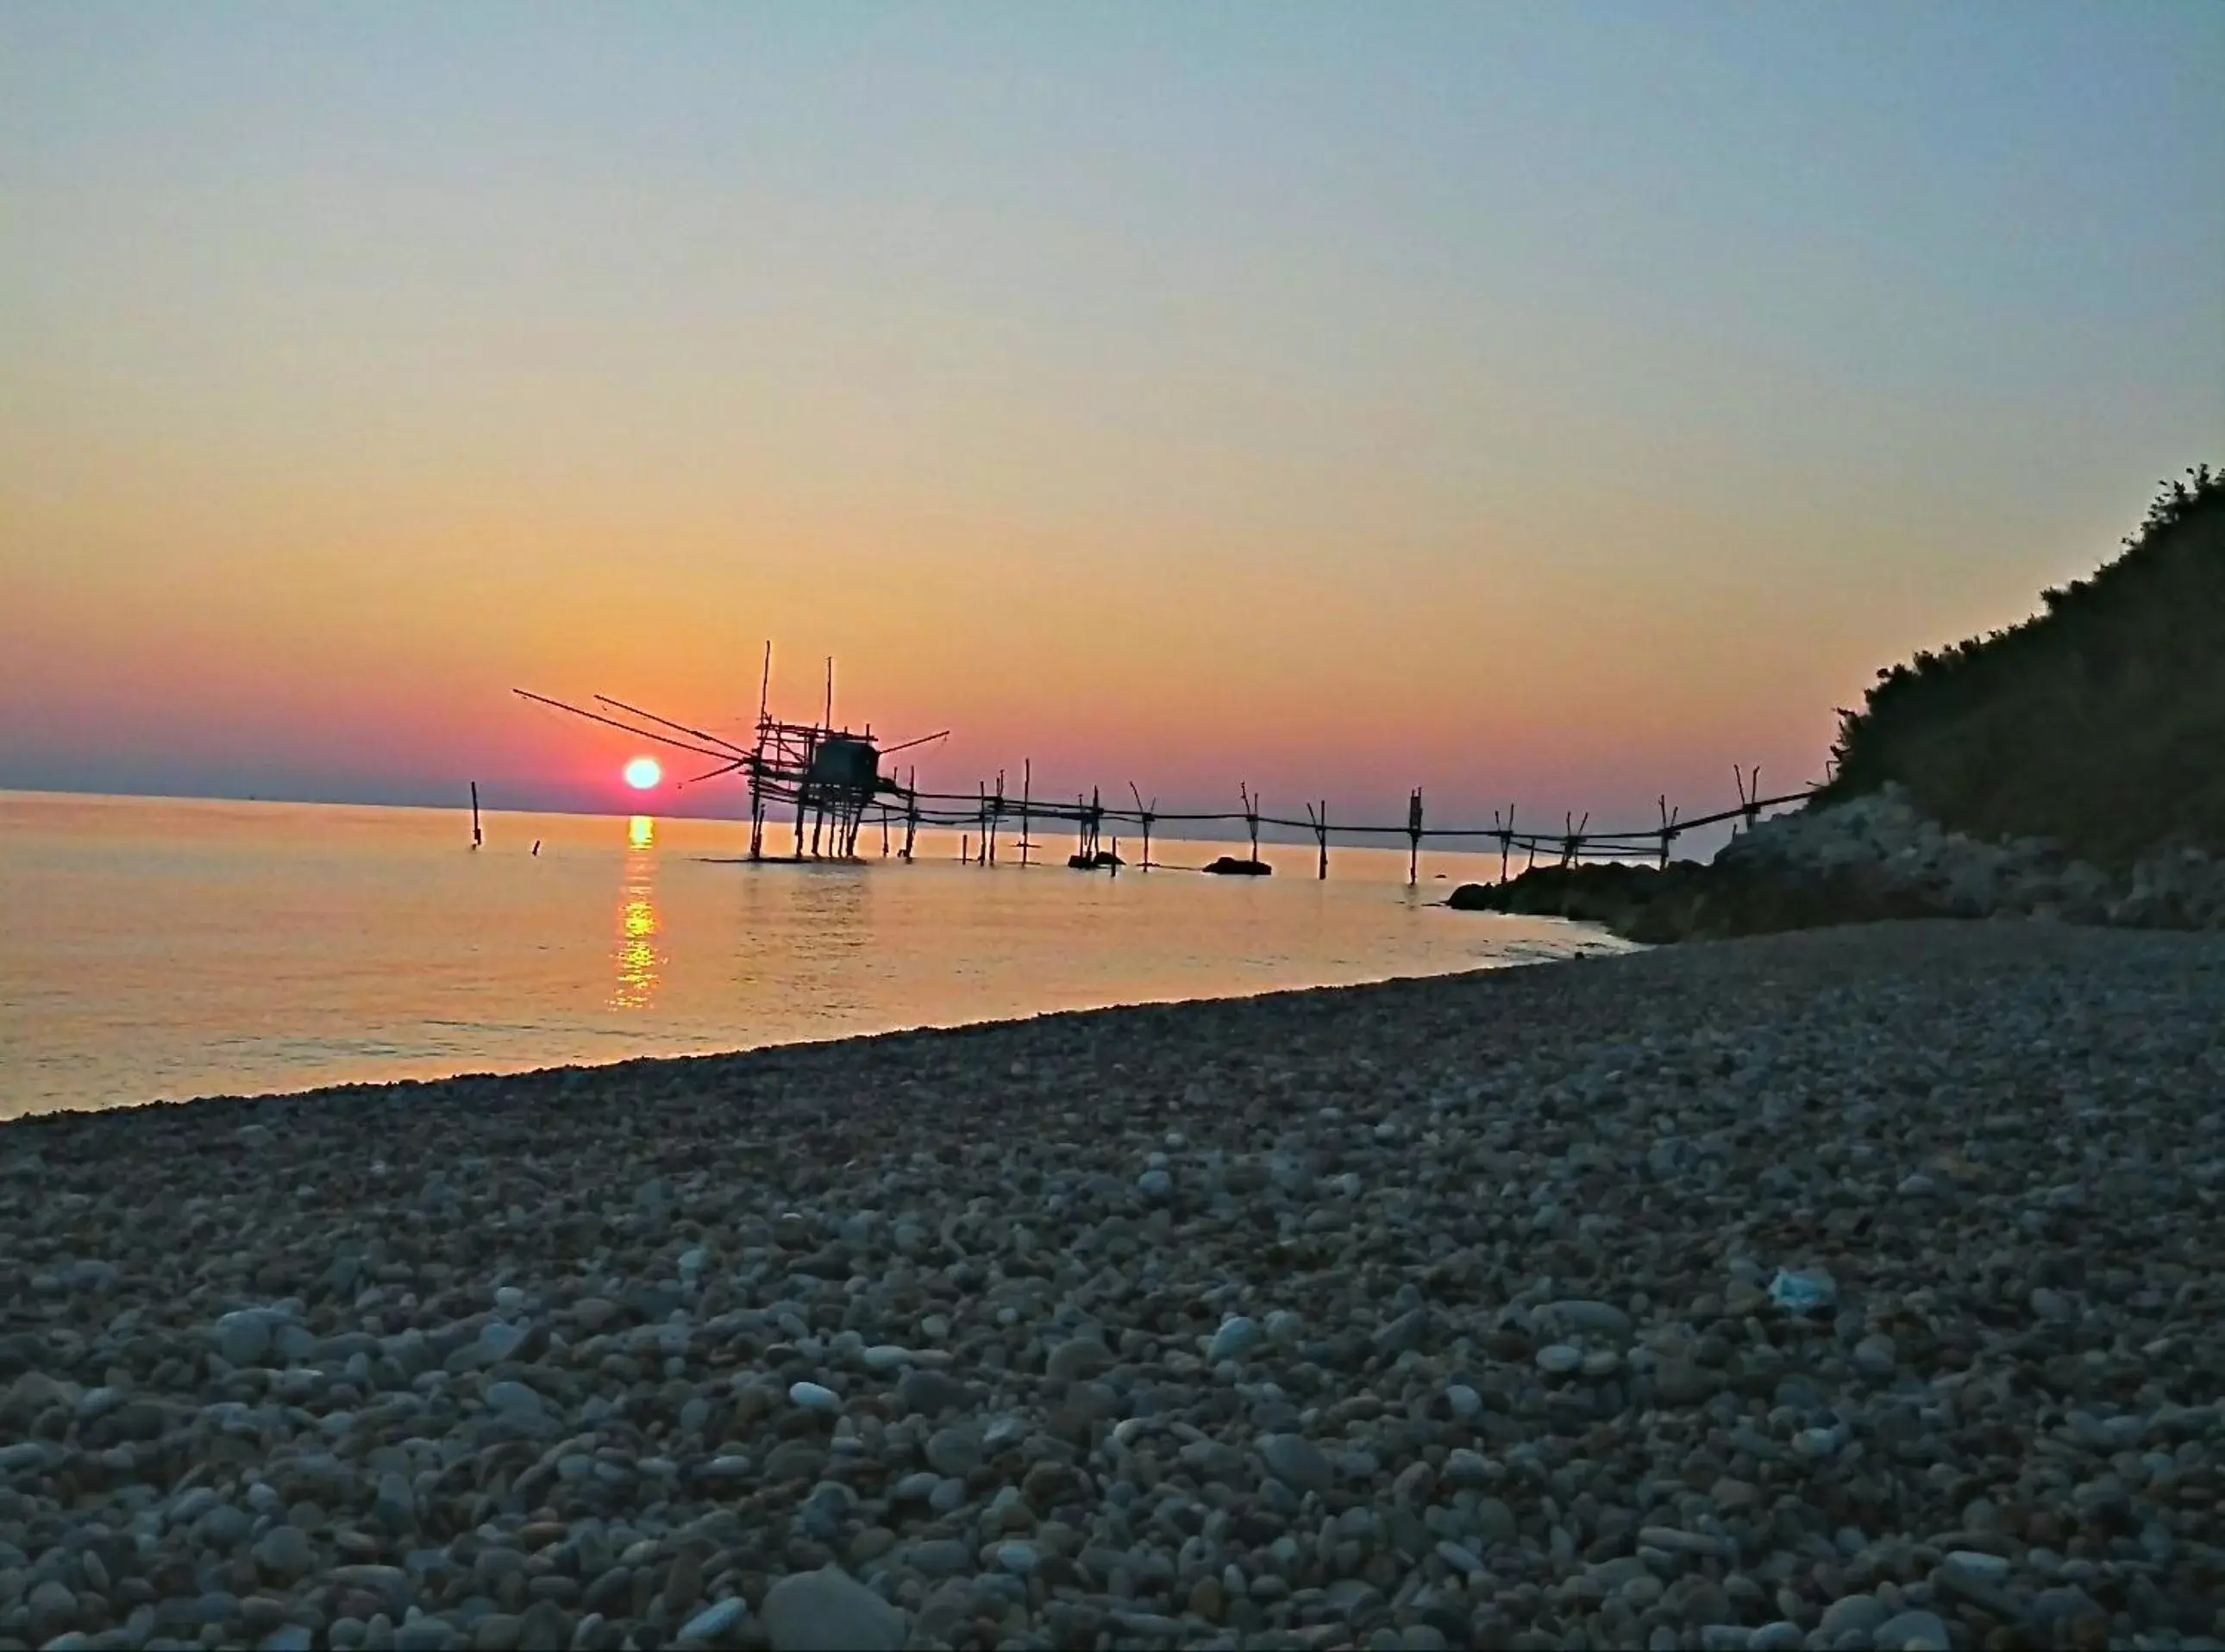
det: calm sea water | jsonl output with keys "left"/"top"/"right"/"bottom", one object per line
{"left": 0, "top": 791, "right": 1624, "bottom": 1117}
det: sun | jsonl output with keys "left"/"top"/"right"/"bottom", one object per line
{"left": 623, "top": 756, "right": 662, "bottom": 791}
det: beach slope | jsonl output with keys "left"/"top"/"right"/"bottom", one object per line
{"left": 2, "top": 923, "right": 2220, "bottom": 1649}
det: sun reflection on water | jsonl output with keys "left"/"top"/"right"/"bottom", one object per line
{"left": 611, "top": 817, "right": 661, "bottom": 1010}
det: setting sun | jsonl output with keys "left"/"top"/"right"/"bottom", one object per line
{"left": 623, "top": 756, "right": 661, "bottom": 791}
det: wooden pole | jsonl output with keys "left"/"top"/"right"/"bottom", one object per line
{"left": 1240, "top": 783, "right": 1259, "bottom": 863}
{"left": 1130, "top": 782, "right": 1153, "bottom": 871}
{"left": 1407, "top": 788, "right": 1424, "bottom": 886}
{"left": 470, "top": 782, "right": 482, "bottom": 849}
{"left": 749, "top": 756, "right": 765, "bottom": 861}
{"left": 1019, "top": 759, "right": 1032, "bottom": 867}
{"left": 1307, "top": 800, "right": 1328, "bottom": 879}
{"left": 793, "top": 730, "right": 813, "bottom": 859}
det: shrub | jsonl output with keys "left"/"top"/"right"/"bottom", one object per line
{"left": 1819, "top": 466, "right": 2224, "bottom": 867}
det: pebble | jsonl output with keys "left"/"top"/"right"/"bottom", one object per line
{"left": 483, "top": 1380, "right": 545, "bottom": 1421}
{"left": 1258, "top": 1433, "right": 1333, "bottom": 1493}
{"left": 787, "top": 1380, "right": 841, "bottom": 1413}
{"left": 252, "top": 1523, "right": 315, "bottom": 1580}
{"left": 1872, "top": 1609, "right": 1952, "bottom": 1651}
{"left": 924, "top": 1425, "right": 981, "bottom": 1478}
{"left": 1536, "top": 1342, "right": 1583, "bottom": 1374}
{"left": 1206, "top": 1315, "right": 1260, "bottom": 1364}
{"left": 896, "top": 1367, "right": 971, "bottom": 1415}
{"left": 1818, "top": 1593, "right": 1890, "bottom": 1639}
{"left": 761, "top": 1566, "right": 906, "bottom": 1651}
{"left": 1942, "top": 1549, "right": 2012, "bottom": 1581}
{"left": 677, "top": 1598, "right": 747, "bottom": 1643}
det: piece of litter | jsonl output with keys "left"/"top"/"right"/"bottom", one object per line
{"left": 1768, "top": 1267, "right": 1838, "bottom": 1314}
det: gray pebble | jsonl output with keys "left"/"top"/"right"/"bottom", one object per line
{"left": 762, "top": 1566, "right": 906, "bottom": 1652}
{"left": 1258, "top": 1434, "right": 1332, "bottom": 1493}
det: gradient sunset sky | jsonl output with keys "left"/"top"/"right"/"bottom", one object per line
{"left": 4, "top": 3, "right": 2221, "bottom": 828}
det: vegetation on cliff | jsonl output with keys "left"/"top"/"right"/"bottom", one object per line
{"left": 1818, "top": 466, "right": 2224, "bottom": 865}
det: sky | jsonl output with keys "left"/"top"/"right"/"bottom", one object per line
{"left": 4, "top": 3, "right": 2221, "bottom": 831}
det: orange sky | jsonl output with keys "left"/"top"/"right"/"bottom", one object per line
{"left": 4, "top": 7, "right": 2221, "bottom": 832}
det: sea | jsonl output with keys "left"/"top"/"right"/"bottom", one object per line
{"left": 0, "top": 790, "right": 1625, "bottom": 1118}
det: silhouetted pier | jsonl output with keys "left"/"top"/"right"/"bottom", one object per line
{"left": 517, "top": 654, "right": 1814, "bottom": 886}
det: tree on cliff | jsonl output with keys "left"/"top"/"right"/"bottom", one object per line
{"left": 1821, "top": 465, "right": 2223, "bottom": 865}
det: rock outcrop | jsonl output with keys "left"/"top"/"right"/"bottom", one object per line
{"left": 1203, "top": 856, "right": 1272, "bottom": 877}
{"left": 1454, "top": 785, "right": 2225, "bottom": 942}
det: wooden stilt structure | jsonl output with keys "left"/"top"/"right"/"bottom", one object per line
{"left": 1734, "top": 765, "right": 1763, "bottom": 835}
{"left": 516, "top": 654, "right": 1814, "bottom": 884}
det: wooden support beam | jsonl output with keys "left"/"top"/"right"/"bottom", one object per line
{"left": 1130, "top": 782, "right": 1154, "bottom": 871}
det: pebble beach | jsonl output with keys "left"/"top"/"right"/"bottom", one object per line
{"left": 3, "top": 922, "right": 2222, "bottom": 1652}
